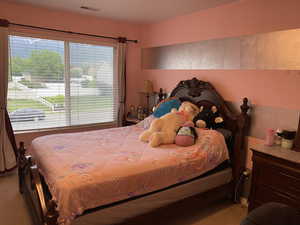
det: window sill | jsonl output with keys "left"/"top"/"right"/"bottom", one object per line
{"left": 14, "top": 122, "right": 118, "bottom": 135}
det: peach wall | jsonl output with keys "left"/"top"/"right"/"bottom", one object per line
{"left": 144, "top": 70, "right": 300, "bottom": 110}
{"left": 140, "top": 0, "right": 300, "bottom": 169}
{"left": 141, "top": 0, "right": 300, "bottom": 111}
{"left": 142, "top": 0, "right": 300, "bottom": 47}
{"left": 0, "top": 1, "right": 143, "bottom": 107}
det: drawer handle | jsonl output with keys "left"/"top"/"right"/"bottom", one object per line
{"left": 276, "top": 192, "right": 287, "bottom": 199}
{"left": 288, "top": 186, "right": 300, "bottom": 194}
{"left": 279, "top": 172, "right": 300, "bottom": 182}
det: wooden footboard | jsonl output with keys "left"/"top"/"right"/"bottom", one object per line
{"left": 18, "top": 142, "right": 59, "bottom": 225}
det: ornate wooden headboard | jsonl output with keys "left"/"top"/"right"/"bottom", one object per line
{"left": 170, "top": 78, "right": 250, "bottom": 187}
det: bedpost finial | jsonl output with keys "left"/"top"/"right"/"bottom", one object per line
{"left": 18, "top": 142, "right": 26, "bottom": 158}
{"left": 46, "top": 200, "right": 59, "bottom": 224}
{"left": 20, "top": 141, "right": 24, "bottom": 149}
{"left": 240, "top": 98, "right": 249, "bottom": 114}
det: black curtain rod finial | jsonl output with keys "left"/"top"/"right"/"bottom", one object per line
{"left": 0, "top": 19, "right": 9, "bottom": 27}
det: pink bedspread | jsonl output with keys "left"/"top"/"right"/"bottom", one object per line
{"left": 29, "top": 124, "right": 229, "bottom": 225}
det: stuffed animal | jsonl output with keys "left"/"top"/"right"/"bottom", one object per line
{"left": 193, "top": 105, "right": 224, "bottom": 129}
{"left": 139, "top": 101, "right": 200, "bottom": 147}
{"left": 175, "top": 121, "right": 198, "bottom": 147}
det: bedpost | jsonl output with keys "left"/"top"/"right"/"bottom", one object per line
{"left": 18, "top": 141, "right": 59, "bottom": 225}
{"left": 30, "top": 164, "right": 59, "bottom": 225}
{"left": 18, "top": 141, "right": 26, "bottom": 194}
{"left": 232, "top": 98, "right": 250, "bottom": 201}
{"left": 46, "top": 200, "right": 59, "bottom": 225}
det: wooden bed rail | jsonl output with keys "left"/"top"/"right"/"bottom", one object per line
{"left": 18, "top": 142, "right": 58, "bottom": 225}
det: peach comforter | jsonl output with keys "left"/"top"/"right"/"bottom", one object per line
{"left": 29, "top": 122, "right": 229, "bottom": 225}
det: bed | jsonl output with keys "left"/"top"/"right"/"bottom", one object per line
{"left": 17, "top": 77, "right": 250, "bottom": 225}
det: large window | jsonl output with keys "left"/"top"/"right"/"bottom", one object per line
{"left": 8, "top": 35, "right": 117, "bottom": 131}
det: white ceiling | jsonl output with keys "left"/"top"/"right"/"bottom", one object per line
{"left": 8, "top": 0, "right": 239, "bottom": 24}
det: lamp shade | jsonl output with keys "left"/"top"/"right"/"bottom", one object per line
{"left": 144, "top": 80, "right": 153, "bottom": 93}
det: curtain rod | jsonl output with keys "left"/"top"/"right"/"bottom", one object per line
{"left": 0, "top": 19, "right": 138, "bottom": 43}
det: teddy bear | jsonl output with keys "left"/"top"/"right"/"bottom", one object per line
{"left": 139, "top": 101, "right": 200, "bottom": 147}
{"left": 193, "top": 105, "right": 224, "bottom": 129}
{"left": 175, "top": 121, "right": 198, "bottom": 147}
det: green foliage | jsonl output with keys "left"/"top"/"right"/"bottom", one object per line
{"left": 28, "top": 50, "right": 64, "bottom": 82}
{"left": 8, "top": 99, "right": 50, "bottom": 112}
{"left": 80, "top": 79, "right": 97, "bottom": 88}
{"left": 70, "top": 95, "right": 112, "bottom": 111}
{"left": 43, "top": 95, "right": 113, "bottom": 111}
{"left": 8, "top": 87, "right": 21, "bottom": 91}
{"left": 43, "top": 95, "right": 65, "bottom": 104}
{"left": 8, "top": 96, "right": 113, "bottom": 113}
{"left": 11, "top": 56, "right": 29, "bottom": 76}
{"left": 19, "top": 78, "right": 45, "bottom": 88}
{"left": 10, "top": 50, "right": 64, "bottom": 82}
{"left": 70, "top": 67, "right": 83, "bottom": 78}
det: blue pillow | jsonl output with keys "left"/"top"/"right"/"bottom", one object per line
{"left": 153, "top": 99, "right": 181, "bottom": 118}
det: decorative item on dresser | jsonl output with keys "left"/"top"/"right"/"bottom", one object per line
{"left": 249, "top": 144, "right": 300, "bottom": 212}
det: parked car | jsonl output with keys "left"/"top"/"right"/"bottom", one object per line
{"left": 9, "top": 108, "right": 45, "bottom": 122}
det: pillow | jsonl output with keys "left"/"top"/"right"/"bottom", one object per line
{"left": 153, "top": 98, "right": 181, "bottom": 118}
{"left": 216, "top": 128, "right": 232, "bottom": 140}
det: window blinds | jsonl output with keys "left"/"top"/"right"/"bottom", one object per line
{"left": 8, "top": 35, "right": 117, "bottom": 131}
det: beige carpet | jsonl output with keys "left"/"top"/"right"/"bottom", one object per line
{"left": 0, "top": 171, "right": 247, "bottom": 225}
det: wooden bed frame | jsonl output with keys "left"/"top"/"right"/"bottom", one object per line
{"left": 17, "top": 77, "right": 250, "bottom": 225}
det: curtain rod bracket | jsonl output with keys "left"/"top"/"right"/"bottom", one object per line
{"left": 0, "top": 19, "right": 9, "bottom": 27}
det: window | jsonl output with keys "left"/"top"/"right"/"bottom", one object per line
{"left": 8, "top": 35, "right": 117, "bottom": 131}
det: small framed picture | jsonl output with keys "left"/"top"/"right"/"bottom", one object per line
{"left": 137, "top": 105, "right": 144, "bottom": 120}
{"left": 127, "top": 105, "right": 136, "bottom": 118}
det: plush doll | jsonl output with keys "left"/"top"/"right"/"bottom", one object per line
{"left": 139, "top": 101, "right": 200, "bottom": 147}
{"left": 193, "top": 105, "right": 224, "bottom": 129}
{"left": 210, "top": 106, "right": 225, "bottom": 129}
{"left": 175, "top": 121, "right": 198, "bottom": 147}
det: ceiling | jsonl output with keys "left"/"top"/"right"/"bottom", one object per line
{"left": 8, "top": 0, "right": 240, "bottom": 24}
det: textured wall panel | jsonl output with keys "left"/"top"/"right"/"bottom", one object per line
{"left": 142, "top": 29, "right": 300, "bottom": 70}
{"left": 227, "top": 101, "right": 300, "bottom": 139}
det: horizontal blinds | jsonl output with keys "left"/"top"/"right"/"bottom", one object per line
{"left": 69, "top": 42, "right": 117, "bottom": 126}
{"left": 8, "top": 35, "right": 118, "bottom": 131}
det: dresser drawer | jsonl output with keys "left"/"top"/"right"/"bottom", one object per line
{"left": 255, "top": 157, "right": 300, "bottom": 198}
{"left": 249, "top": 148, "right": 300, "bottom": 212}
{"left": 254, "top": 185, "right": 300, "bottom": 209}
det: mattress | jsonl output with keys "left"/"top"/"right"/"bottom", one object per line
{"left": 74, "top": 166, "right": 232, "bottom": 225}
{"left": 29, "top": 124, "right": 229, "bottom": 225}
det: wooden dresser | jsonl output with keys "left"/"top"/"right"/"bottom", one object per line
{"left": 249, "top": 145, "right": 300, "bottom": 212}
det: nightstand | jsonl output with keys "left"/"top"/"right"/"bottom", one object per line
{"left": 124, "top": 117, "right": 142, "bottom": 126}
{"left": 249, "top": 145, "right": 300, "bottom": 212}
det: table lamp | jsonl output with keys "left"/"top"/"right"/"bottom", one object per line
{"left": 143, "top": 80, "right": 153, "bottom": 114}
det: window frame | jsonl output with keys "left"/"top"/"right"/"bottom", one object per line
{"left": 8, "top": 30, "right": 120, "bottom": 133}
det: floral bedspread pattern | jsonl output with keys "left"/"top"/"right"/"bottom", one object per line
{"left": 29, "top": 124, "right": 229, "bottom": 225}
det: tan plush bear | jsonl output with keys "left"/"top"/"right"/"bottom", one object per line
{"left": 139, "top": 101, "right": 200, "bottom": 147}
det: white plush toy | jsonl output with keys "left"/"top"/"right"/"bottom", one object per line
{"left": 139, "top": 101, "right": 200, "bottom": 147}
